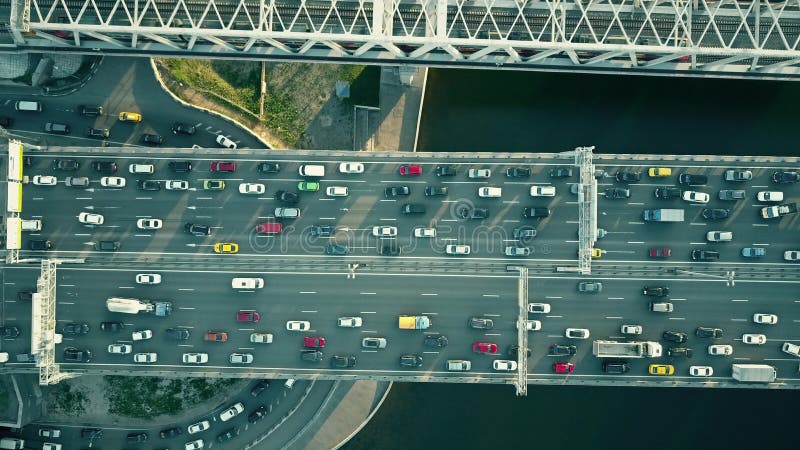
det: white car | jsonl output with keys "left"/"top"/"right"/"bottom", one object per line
{"left": 132, "top": 329, "right": 153, "bottom": 341}
{"left": 527, "top": 303, "right": 551, "bottom": 313}
{"left": 165, "top": 180, "right": 188, "bottom": 191}
{"left": 286, "top": 320, "right": 311, "bottom": 331}
{"left": 742, "top": 333, "right": 766, "bottom": 345}
{"left": 372, "top": 226, "right": 397, "bottom": 237}
{"left": 337, "top": 317, "right": 363, "bottom": 328}
{"left": 182, "top": 353, "right": 209, "bottom": 364}
{"left": 706, "top": 231, "right": 733, "bottom": 242}
{"left": 128, "top": 163, "right": 154, "bottom": 174}
{"left": 136, "top": 273, "right": 161, "bottom": 285}
{"left": 339, "top": 162, "right": 364, "bottom": 173}
{"left": 753, "top": 313, "right": 778, "bottom": 324}
{"left": 565, "top": 328, "right": 590, "bottom": 339}
{"left": 620, "top": 324, "right": 642, "bottom": 335}
{"left": 517, "top": 320, "right": 542, "bottom": 331}
{"left": 215, "top": 134, "right": 237, "bottom": 149}
{"left": 757, "top": 191, "right": 783, "bottom": 202}
{"left": 530, "top": 185, "right": 556, "bottom": 197}
{"left": 238, "top": 183, "right": 266, "bottom": 195}
{"left": 782, "top": 342, "right": 800, "bottom": 356}
{"left": 185, "top": 439, "right": 204, "bottom": 450}
{"left": 689, "top": 366, "right": 713, "bottom": 377}
{"left": 492, "top": 360, "right": 518, "bottom": 371}
{"left": 446, "top": 244, "right": 471, "bottom": 255}
{"left": 231, "top": 277, "right": 265, "bottom": 289}
{"left": 250, "top": 332, "right": 273, "bottom": 343}
{"left": 468, "top": 168, "right": 491, "bottom": 178}
{"left": 219, "top": 402, "right": 244, "bottom": 421}
{"left": 134, "top": 352, "right": 157, "bottom": 363}
{"left": 229, "top": 353, "right": 254, "bottom": 364}
{"left": 78, "top": 212, "right": 104, "bottom": 225}
{"left": 187, "top": 420, "right": 210, "bottom": 434}
{"left": 413, "top": 227, "right": 436, "bottom": 238}
{"left": 136, "top": 218, "right": 163, "bottom": 230}
{"left": 707, "top": 344, "right": 733, "bottom": 356}
{"left": 784, "top": 250, "right": 800, "bottom": 261}
{"left": 682, "top": 191, "right": 710, "bottom": 203}
{"left": 108, "top": 343, "right": 132, "bottom": 354}
{"left": 100, "top": 176, "right": 126, "bottom": 188}
{"left": 33, "top": 175, "right": 57, "bottom": 186}
{"left": 478, "top": 187, "right": 502, "bottom": 198}
{"left": 326, "top": 186, "right": 349, "bottom": 197}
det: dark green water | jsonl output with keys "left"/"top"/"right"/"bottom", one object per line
{"left": 343, "top": 68, "right": 799, "bottom": 450}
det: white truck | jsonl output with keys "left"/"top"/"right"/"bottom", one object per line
{"left": 642, "top": 209, "right": 685, "bottom": 222}
{"left": 106, "top": 297, "right": 173, "bottom": 317}
{"left": 760, "top": 203, "right": 798, "bottom": 219}
{"left": 731, "top": 364, "right": 777, "bottom": 383}
{"left": 592, "top": 340, "right": 663, "bottom": 358}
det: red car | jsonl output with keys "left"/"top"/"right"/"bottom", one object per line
{"left": 303, "top": 336, "right": 326, "bottom": 348}
{"left": 236, "top": 310, "right": 260, "bottom": 323}
{"left": 204, "top": 331, "right": 228, "bottom": 342}
{"left": 210, "top": 161, "right": 237, "bottom": 172}
{"left": 553, "top": 362, "right": 574, "bottom": 373}
{"left": 649, "top": 247, "right": 672, "bottom": 258}
{"left": 472, "top": 342, "right": 498, "bottom": 354}
{"left": 255, "top": 222, "right": 283, "bottom": 235}
{"left": 399, "top": 165, "right": 422, "bottom": 176}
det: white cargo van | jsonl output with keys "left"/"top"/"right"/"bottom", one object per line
{"left": 15, "top": 101, "right": 42, "bottom": 112}
{"left": 298, "top": 164, "right": 325, "bottom": 177}
{"left": 21, "top": 219, "right": 42, "bottom": 231}
{"left": 231, "top": 278, "right": 264, "bottom": 289}
{"left": 0, "top": 438, "right": 24, "bottom": 450}
{"left": 446, "top": 360, "right": 472, "bottom": 371}
{"left": 284, "top": 378, "right": 296, "bottom": 389}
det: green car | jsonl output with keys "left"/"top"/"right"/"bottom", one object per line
{"left": 204, "top": 180, "right": 225, "bottom": 190}
{"left": 298, "top": 181, "right": 320, "bottom": 192}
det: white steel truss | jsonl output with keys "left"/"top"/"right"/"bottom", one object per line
{"left": 575, "top": 146, "right": 596, "bottom": 275}
{"left": 512, "top": 265, "right": 528, "bottom": 396}
{"left": 36, "top": 259, "right": 69, "bottom": 385}
{"left": 11, "top": 0, "right": 800, "bottom": 78}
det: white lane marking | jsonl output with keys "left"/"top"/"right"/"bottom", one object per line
{"left": 731, "top": 299, "right": 749, "bottom": 302}
{"left": 59, "top": 284, "right": 75, "bottom": 287}
{"left": 627, "top": 202, "right": 644, "bottom": 205}
{"left": 482, "top": 294, "right": 499, "bottom": 298}
{"left": 607, "top": 297, "right": 624, "bottom": 300}
{"left": 671, "top": 298, "right": 687, "bottom": 301}
{"left": 668, "top": 317, "right": 686, "bottom": 320}
{"left": 546, "top": 315, "right": 563, "bottom": 318}
{"left": 564, "top": 240, "right": 578, "bottom": 243}
{"left": 689, "top": 242, "right": 706, "bottom": 245}
{"left": 178, "top": 307, "right": 196, "bottom": 310}
{"left": 360, "top": 292, "right": 377, "bottom": 295}
{"left": 379, "top": 218, "right": 397, "bottom": 221}
{"left": 752, "top": 224, "right": 768, "bottom": 227}
{"left": 627, "top": 241, "right": 644, "bottom": 244}
{"left": 752, "top": 243, "right": 769, "bottom": 246}
{"left": 545, "top": 296, "right": 562, "bottom": 299}
{"left": 730, "top": 318, "right": 747, "bottom": 322}
{"left": 300, "top": 291, "right": 317, "bottom": 294}
{"left": 421, "top": 293, "right": 438, "bottom": 296}
{"left": 118, "top": 286, "right": 134, "bottom": 289}
{"left": 605, "top": 316, "right": 623, "bottom": 319}
{"left": 689, "top": 223, "right": 707, "bottom": 226}
{"left": 360, "top": 311, "right": 377, "bottom": 314}
{"left": 628, "top": 221, "right": 645, "bottom": 225}
{"left": 178, "top": 288, "right": 195, "bottom": 291}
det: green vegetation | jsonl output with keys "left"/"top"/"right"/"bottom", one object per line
{"left": 47, "top": 382, "right": 87, "bottom": 416}
{"left": 105, "top": 376, "right": 242, "bottom": 419}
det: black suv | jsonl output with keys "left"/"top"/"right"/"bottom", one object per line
{"left": 138, "top": 180, "right": 162, "bottom": 191}
{"left": 615, "top": 171, "right": 641, "bottom": 183}
{"left": 548, "top": 344, "right": 577, "bottom": 356}
{"left": 513, "top": 227, "right": 537, "bottom": 240}
{"left": 29, "top": 240, "right": 53, "bottom": 251}
{"left": 468, "top": 317, "right": 493, "bottom": 329}
{"left": 662, "top": 331, "right": 687, "bottom": 343}
{"left": 127, "top": 432, "right": 148, "bottom": 443}
{"left": 458, "top": 207, "right": 490, "bottom": 220}
{"left": 166, "top": 327, "right": 190, "bottom": 340}
{"left": 159, "top": 427, "right": 181, "bottom": 439}
{"left": 696, "top": 327, "right": 723, "bottom": 338}
{"left": 44, "top": 122, "right": 70, "bottom": 134}
{"left": 310, "top": 225, "right": 334, "bottom": 237}
{"left": 0, "top": 116, "right": 13, "bottom": 128}
{"left": 171, "top": 122, "right": 196, "bottom": 135}
{"left": 64, "top": 347, "right": 92, "bottom": 362}
{"left": 702, "top": 208, "right": 730, "bottom": 220}
{"left": 667, "top": 347, "right": 693, "bottom": 358}
{"left": 435, "top": 165, "right": 457, "bottom": 177}
{"left": 248, "top": 405, "right": 267, "bottom": 423}
{"left": 384, "top": 185, "right": 411, "bottom": 197}
{"left": 643, "top": 286, "right": 669, "bottom": 297}
{"left": 602, "top": 361, "right": 629, "bottom": 374}
{"left": 654, "top": 187, "right": 681, "bottom": 199}
{"left": 507, "top": 345, "right": 531, "bottom": 358}
{"left": 96, "top": 241, "right": 120, "bottom": 251}
{"left": 18, "top": 291, "right": 33, "bottom": 301}
{"left": 678, "top": 173, "right": 708, "bottom": 185}
{"left": 62, "top": 322, "right": 89, "bottom": 335}
{"left": 80, "top": 428, "right": 103, "bottom": 439}
{"left": 91, "top": 161, "right": 117, "bottom": 174}
{"left": 258, "top": 162, "right": 281, "bottom": 173}
{"left": 772, "top": 170, "right": 800, "bottom": 184}
{"left": 169, "top": 161, "right": 192, "bottom": 172}
{"left": 522, "top": 207, "right": 549, "bottom": 218}
{"left": 301, "top": 350, "right": 324, "bottom": 362}
{"left": 691, "top": 249, "right": 720, "bottom": 261}
{"left": 331, "top": 354, "right": 357, "bottom": 368}
{"left": 424, "top": 186, "right": 448, "bottom": 196}
{"left": 100, "top": 321, "right": 124, "bottom": 332}
{"left": 79, "top": 105, "right": 103, "bottom": 116}
{"left": 52, "top": 159, "right": 80, "bottom": 171}
{"left": 86, "top": 127, "right": 109, "bottom": 139}
{"left": 217, "top": 427, "right": 239, "bottom": 443}
{"left": 399, "top": 354, "right": 423, "bottom": 367}
{"left": 380, "top": 245, "right": 401, "bottom": 256}
{"left": 274, "top": 190, "right": 300, "bottom": 204}
{"left": 424, "top": 334, "right": 448, "bottom": 348}
{"left": 401, "top": 203, "right": 426, "bottom": 214}
{"left": 0, "top": 326, "right": 20, "bottom": 339}
{"left": 141, "top": 134, "right": 164, "bottom": 146}
{"left": 605, "top": 187, "right": 630, "bottom": 199}
{"left": 550, "top": 167, "right": 573, "bottom": 178}
{"left": 506, "top": 167, "right": 531, "bottom": 178}
{"left": 250, "top": 380, "right": 270, "bottom": 397}
{"left": 184, "top": 223, "right": 211, "bottom": 236}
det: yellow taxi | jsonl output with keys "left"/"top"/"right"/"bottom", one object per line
{"left": 591, "top": 248, "right": 603, "bottom": 259}
{"left": 648, "top": 167, "right": 672, "bottom": 177}
{"left": 118, "top": 112, "right": 142, "bottom": 123}
{"left": 214, "top": 242, "right": 239, "bottom": 254}
{"left": 649, "top": 364, "right": 675, "bottom": 376}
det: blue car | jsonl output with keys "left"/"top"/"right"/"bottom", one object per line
{"left": 742, "top": 247, "right": 766, "bottom": 258}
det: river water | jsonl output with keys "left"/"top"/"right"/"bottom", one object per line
{"left": 342, "top": 68, "right": 799, "bottom": 450}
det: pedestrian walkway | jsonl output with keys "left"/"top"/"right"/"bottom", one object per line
{"left": 363, "top": 66, "right": 426, "bottom": 152}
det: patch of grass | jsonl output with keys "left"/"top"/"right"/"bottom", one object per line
{"left": 47, "top": 382, "right": 87, "bottom": 416}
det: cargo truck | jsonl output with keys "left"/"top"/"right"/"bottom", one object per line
{"left": 107, "top": 297, "right": 173, "bottom": 317}
{"left": 731, "top": 364, "right": 776, "bottom": 383}
{"left": 592, "top": 340, "right": 663, "bottom": 358}
{"left": 398, "top": 315, "right": 430, "bottom": 330}
{"left": 760, "top": 203, "right": 798, "bottom": 219}
{"left": 642, "top": 209, "right": 685, "bottom": 222}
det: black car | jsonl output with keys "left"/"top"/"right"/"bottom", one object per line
{"left": 274, "top": 190, "right": 300, "bottom": 204}
{"left": 310, "top": 225, "right": 335, "bottom": 237}
{"left": 171, "top": 122, "right": 196, "bottom": 135}
{"left": 424, "top": 186, "right": 448, "bottom": 196}
{"left": 91, "top": 161, "right": 117, "bottom": 174}
{"left": 507, "top": 345, "right": 532, "bottom": 358}
{"left": 62, "top": 322, "right": 90, "bottom": 335}
{"left": 701, "top": 208, "right": 730, "bottom": 220}
{"left": 258, "top": 162, "right": 281, "bottom": 173}
{"left": 184, "top": 223, "right": 211, "bottom": 236}
{"left": 399, "top": 354, "right": 423, "bottom": 367}
{"left": 100, "top": 321, "right": 124, "bottom": 332}
{"left": 29, "top": 240, "right": 53, "bottom": 250}
{"left": 772, "top": 170, "right": 800, "bottom": 184}
{"left": 424, "top": 334, "right": 448, "bottom": 348}
{"left": 80, "top": 428, "right": 103, "bottom": 439}
{"left": 250, "top": 380, "right": 270, "bottom": 397}
{"left": 126, "top": 432, "right": 148, "bottom": 443}
{"left": 18, "top": 290, "right": 33, "bottom": 301}
{"left": 0, "top": 326, "right": 20, "bottom": 339}
{"left": 169, "top": 161, "right": 192, "bottom": 172}
{"left": 550, "top": 167, "right": 573, "bottom": 178}
{"left": 678, "top": 173, "right": 708, "bottom": 185}
{"left": 165, "top": 327, "right": 190, "bottom": 340}
{"left": 667, "top": 347, "right": 693, "bottom": 358}
{"left": 325, "top": 244, "right": 349, "bottom": 255}
{"left": 45, "top": 122, "right": 70, "bottom": 134}
{"left": 548, "top": 344, "right": 577, "bottom": 356}
{"left": 217, "top": 427, "right": 239, "bottom": 443}
{"left": 52, "top": 159, "right": 80, "bottom": 171}
{"left": 506, "top": 167, "right": 531, "bottom": 178}
{"left": 331, "top": 354, "right": 357, "bottom": 368}
{"left": 248, "top": 405, "right": 267, "bottom": 423}
{"left": 468, "top": 317, "right": 493, "bottom": 329}
{"left": 384, "top": 185, "right": 411, "bottom": 197}
{"left": 86, "top": 127, "right": 109, "bottom": 139}
{"left": 662, "top": 331, "right": 687, "bottom": 343}
{"left": 691, "top": 249, "right": 720, "bottom": 261}
{"left": 435, "top": 165, "right": 457, "bottom": 177}
{"left": 615, "top": 171, "right": 641, "bottom": 183}
{"left": 513, "top": 227, "right": 537, "bottom": 240}
{"left": 654, "top": 187, "right": 681, "bottom": 199}
{"left": 605, "top": 187, "right": 630, "bottom": 199}
{"left": 401, "top": 203, "right": 426, "bottom": 214}
{"left": 458, "top": 207, "right": 490, "bottom": 220}
{"left": 0, "top": 116, "right": 12, "bottom": 128}
{"left": 643, "top": 286, "right": 669, "bottom": 297}
{"left": 602, "top": 361, "right": 629, "bottom": 374}
{"left": 64, "top": 347, "right": 92, "bottom": 362}
{"left": 696, "top": 327, "right": 723, "bottom": 338}
{"left": 141, "top": 134, "right": 164, "bottom": 145}
{"left": 301, "top": 350, "right": 324, "bottom": 362}
{"left": 96, "top": 241, "right": 120, "bottom": 251}
{"left": 522, "top": 207, "right": 549, "bottom": 218}
{"left": 159, "top": 427, "right": 181, "bottom": 439}
{"left": 79, "top": 105, "right": 103, "bottom": 116}
{"left": 380, "top": 244, "right": 401, "bottom": 256}
{"left": 138, "top": 179, "right": 162, "bottom": 191}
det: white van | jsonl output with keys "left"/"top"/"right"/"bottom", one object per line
{"left": 42, "top": 444, "right": 62, "bottom": 450}
{"left": 129, "top": 163, "right": 155, "bottom": 174}
{"left": 298, "top": 164, "right": 325, "bottom": 177}
{"left": 0, "top": 438, "right": 24, "bottom": 450}
{"left": 284, "top": 378, "right": 296, "bottom": 389}
{"left": 478, "top": 187, "right": 502, "bottom": 198}
{"left": 231, "top": 278, "right": 264, "bottom": 289}
{"left": 15, "top": 100, "right": 42, "bottom": 112}
{"left": 21, "top": 219, "right": 42, "bottom": 231}
{"left": 446, "top": 360, "right": 472, "bottom": 371}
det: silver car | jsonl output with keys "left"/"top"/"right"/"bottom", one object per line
{"left": 578, "top": 281, "right": 603, "bottom": 293}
